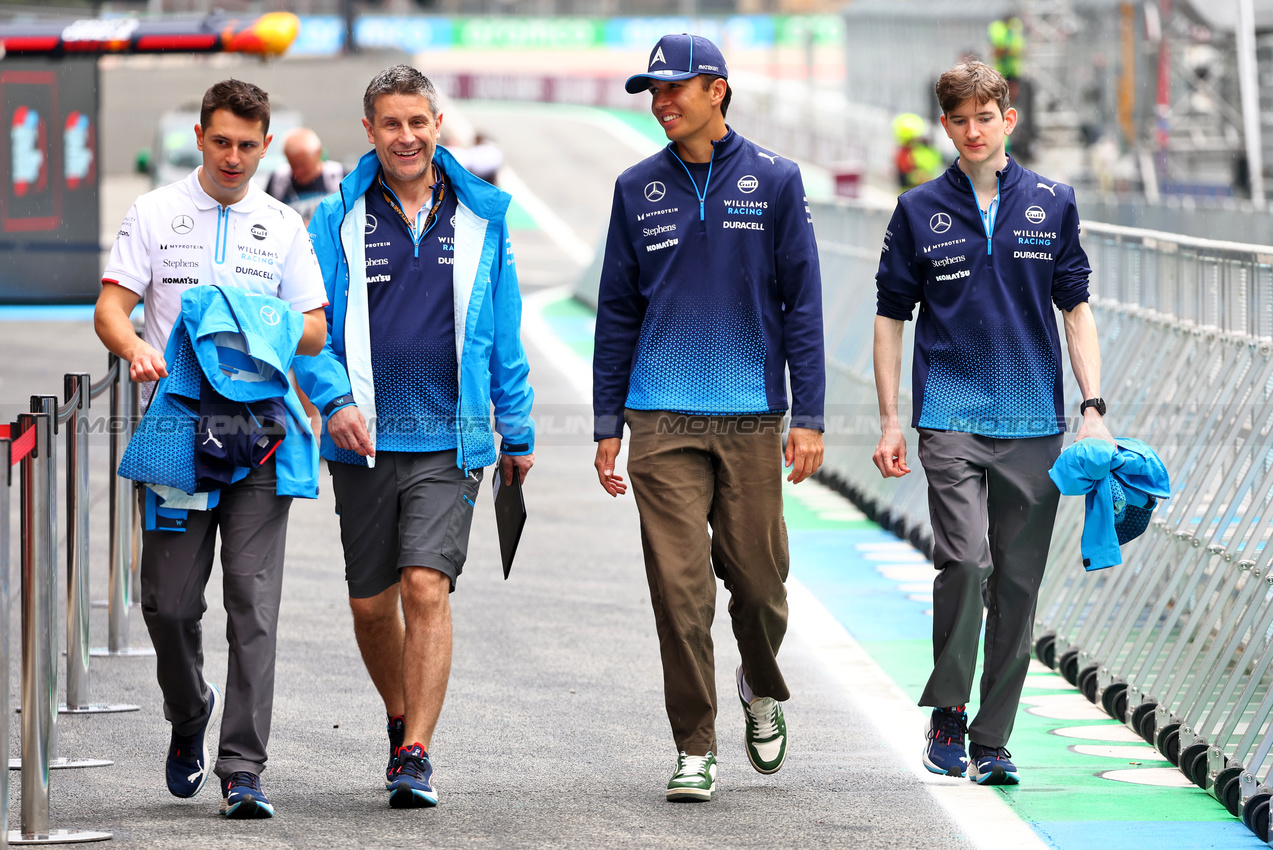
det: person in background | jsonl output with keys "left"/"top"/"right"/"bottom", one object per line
{"left": 265, "top": 127, "right": 344, "bottom": 225}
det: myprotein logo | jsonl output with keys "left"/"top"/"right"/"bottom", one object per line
{"left": 644, "top": 181, "right": 666, "bottom": 202}
{"left": 1025, "top": 206, "right": 1047, "bottom": 224}
{"left": 250, "top": 223, "right": 268, "bottom": 241}
{"left": 929, "top": 212, "right": 952, "bottom": 234}
{"left": 737, "top": 175, "right": 758, "bottom": 193}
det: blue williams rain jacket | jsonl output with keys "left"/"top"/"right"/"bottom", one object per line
{"left": 118, "top": 285, "right": 319, "bottom": 502}
{"left": 293, "top": 147, "right": 534, "bottom": 472}
{"left": 1049, "top": 437, "right": 1171, "bottom": 570}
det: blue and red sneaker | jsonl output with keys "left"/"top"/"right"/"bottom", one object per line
{"left": 922, "top": 705, "right": 968, "bottom": 777}
{"left": 385, "top": 715, "right": 405, "bottom": 786}
{"left": 220, "top": 771, "right": 274, "bottom": 819}
{"left": 388, "top": 743, "right": 438, "bottom": 808}
{"left": 969, "top": 742, "right": 1020, "bottom": 785}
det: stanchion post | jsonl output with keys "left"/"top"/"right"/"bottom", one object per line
{"left": 27, "top": 399, "right": 58, "bottom": 766}
{"left": 62, "top": 374, "right": 138, "bottom": 715}
{"left": 11, "top": 411, "right": 110, "bottom": 848}
{"left": 1, "top": 435, "right": 11, "bottom": 849}
{"left": 106, "top": 362, "right": 130, "bottom": 655}
{"left": 19, "top": 413, "right": 53, "bottom": 835}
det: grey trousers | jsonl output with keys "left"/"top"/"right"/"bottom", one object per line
{"left": 916, "top": 429, "right": 1062, "bottom": 748}
{"left": 140, "top": 461, "right": 291, "bottom": 779}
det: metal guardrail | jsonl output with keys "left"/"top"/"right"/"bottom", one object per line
{"left": 0, "top": 351, "right": 157, "bottom": 844}
{"left": 804, "top": 195, "right": 1273, "bottom": 840}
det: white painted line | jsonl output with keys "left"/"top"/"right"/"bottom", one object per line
{"left": 787, "top": 578, "right": 1051, "bottom": 850}
{"left": 856, "top": 541, "right": 917, "bottom": 551}
{"left": 1022, "top": 673, "right": 1071, "bottom": 689}
{"left": 876, "top": 565, "right": 934, "bottom": 582}
{"left": 499, "top": 165, "right": 596, "bottom": 268}
{"left": 521, "top": 286, "right": 592, "bottom": 403}
{"left": 1099, "top": 767, "right": 1195, "bottom": 787}
{"left": 896, "top": 582, "right": 933, "bottom": 594}
{"left": 1020, "top": 694, "right": 1112, "bottom": 721}
{"left": 862, "top": 551, "right": 929, "bottom": 562}
{"left": 1070, "top": 744, "right": 1167, "bottom": 760}
{"left": 1051, "top": 724, "right": 1147, "bottom": 743}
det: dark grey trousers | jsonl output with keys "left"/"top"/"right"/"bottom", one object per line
{"left": 916, "top": 429, "right": 1062, "bottom": 748}
{"left": 140, "top": 461, "right": 291, "bottom": 779}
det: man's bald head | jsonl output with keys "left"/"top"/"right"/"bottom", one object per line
{"left": 283, "top": 127, "right": 324, "bottom": 184}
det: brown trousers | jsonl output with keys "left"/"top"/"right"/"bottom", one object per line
{"left": 625, "top": 409, "right": 791, "bottom": 756}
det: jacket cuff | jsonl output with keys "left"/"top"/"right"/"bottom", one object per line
{"left": 789, "top": 413, "right": 825, "bottom": 432}
{"left": 500, "top": 440, "right": 531, "bottom": 455}
{"left": 323, "top": 394, "right": 356, "bottom": 418}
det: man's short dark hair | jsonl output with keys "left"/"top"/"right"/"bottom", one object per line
{"left": 935, "top": 61, "right": 1011, "bottom": 117}
{"left": 363, "top": 64, "right": 440, "bottom": 122}
{"left": 699, "top": 75, "right": 732, "bottom": 119}
{"left": 200, "top": 79, "right": 271, "bottom": 135}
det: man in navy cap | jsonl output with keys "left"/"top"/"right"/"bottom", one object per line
{"left": 592, "top": 33, "right": 825, "bottom": 802}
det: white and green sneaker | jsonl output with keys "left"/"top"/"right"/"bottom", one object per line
{"left": 739, "top": 666, "right": 787, "bottom": 774}
{"left": 666, "top": 751, "right": 717, "bottom": 802}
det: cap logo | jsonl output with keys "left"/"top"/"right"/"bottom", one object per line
{"left": 651, "top": 46, "right": 667, "bottom": 67}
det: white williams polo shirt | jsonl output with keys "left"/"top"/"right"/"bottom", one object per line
{"left": 104, "top": 168, "right": 328, "bottom": 362}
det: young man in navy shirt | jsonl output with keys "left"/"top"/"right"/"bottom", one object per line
{"left": 592, "top": 34, "right": 825, "bottom": 802}
{"left": 872, "top": 61, "right": 1114, "bottom": 786}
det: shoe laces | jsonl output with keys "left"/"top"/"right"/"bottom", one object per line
{"left": 930, "top": 707, "right": 967, "bottom": 746}
{"left": 226, "top": 771, "right": 261, "bottom": 792}
{"left": 396, "top": 744, "right": 430, "bottom": 780}
{"left": 745, "top": 697, "right": 780, "bottom": 741}
{"left": 674, "top": 753, "right": 711, "bottom": 778}
{"left": 975, "top": 745, "right": 1011, "bottom": 762}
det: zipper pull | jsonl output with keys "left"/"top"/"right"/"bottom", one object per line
{"left": 699, "top": 200, "right": 705, "bottom": 221}
{"left": 988, "top": 235, "right": 992, "bottom": 255}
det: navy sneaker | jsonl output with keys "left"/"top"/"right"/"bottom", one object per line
{"left": 922, "top": 705, "right": 968, "bottom": 777}
{"left": 385, "top": 715, "right": 406, "bottom": 786}
{"left": 388, "top": 743, "right": 438, "bottom": 808}
{"left": 968, "top": 742, "right": 1019, "bottom": 786}
{"left": 166, "top": 682, "right": 222, "bottom": 798}
{"left": 220, "top": 771, "right": 275, "bottom": 819}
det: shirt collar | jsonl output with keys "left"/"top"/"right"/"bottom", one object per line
{"left": 186, "top": 168, "right": 269, "bottom": 213}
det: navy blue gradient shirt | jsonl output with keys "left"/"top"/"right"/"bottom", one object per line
{"left": 355, "top": 168, "right": 459, "bottom": 456}
{"left": 875, "top": 157, "right": 1091, "bottom": 438}
{"left": 593, "top": 129, "right": 825, "bottom": 440}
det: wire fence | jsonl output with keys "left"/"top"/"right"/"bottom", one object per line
{"left": 809, "top": 195, "right": 1273, "bottom": 839}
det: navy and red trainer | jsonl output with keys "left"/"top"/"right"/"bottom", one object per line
{"left": 968, "top": 742, "right": 1020, "bottom": 785}
{"left": 388, "top": 743, "right": 438, "bottom": 808}
{"left": 385, "top": 715, "right": 406, "bottom": 786}
{"left": 922, "top": 705, "right": 968, "bottom": 777}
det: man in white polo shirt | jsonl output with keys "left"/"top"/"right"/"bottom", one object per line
{"left": 94, "top": 78, "right": 327, "bottom": 819}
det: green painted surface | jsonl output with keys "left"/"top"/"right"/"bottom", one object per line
{"left": 505, "top": 197, "right": 539, "bottom": 231}
{"left": 541, "top": 296, "right": 595, "bottom": 361}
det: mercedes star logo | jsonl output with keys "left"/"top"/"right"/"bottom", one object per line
{"left": 644, "top": 181, "right": 666, "bottom": 203}
{"left": 929, "top": 212, "right": 952, "bottom": 234}
{"left": 259, "top": 305, "right": 280, "bottom": 326}
{"left": 171, "top": 215, "right": 194, "bottom": 235}
{"left": 365, "top": 214, "right": 378, "bottom": 235}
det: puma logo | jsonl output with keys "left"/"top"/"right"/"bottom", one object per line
{"left": 1037, "top": 182, "right": 1057, "bottom": 196}
{"left": 758, "top": 151, "right": 779, "bottom": 164}
{"left": 202, "top": 429, "right": 223, "bottom": 449}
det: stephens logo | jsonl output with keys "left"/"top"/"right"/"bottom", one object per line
{"left": 11, "top": 106, "right": 46, "bottom": 197}
{"left": 63, "top": 112, "right": 94, "bottom": 190}
{"left": 644, "top": 181, "right": 666, "bottom": 202}
{"left": 1025, "top": 205, "right": 1047, "bottom": 224}
{"left": 737, "top": 175, "right": 758, "bottom": 193}
{"left": 250, "top": 223, "right": 268, "bottom": 241}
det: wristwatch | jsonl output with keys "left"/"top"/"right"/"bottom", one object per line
{"left": 1080, "top": 397, "right": 1107, "bottom": 416}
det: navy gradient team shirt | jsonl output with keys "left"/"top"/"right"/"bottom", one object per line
{"left": 358, "top": 168, "right": 460, "bottom": 455}
{"left": 875, "top": 157, "right": 1091, "bottom": 438}
{"left": 592, "top": 129, "right": 825, "bottom": 440}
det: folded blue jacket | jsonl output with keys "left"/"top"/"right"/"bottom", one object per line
{"left": 118, "top": 285, "right": 318, "bottom": 499}
{"left": 1049, "top": 437, "right": 1171, "bottom": 570}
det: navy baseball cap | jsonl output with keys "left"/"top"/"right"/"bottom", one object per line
{"left": 625, "top": 33, "right": 729, "bottom": 94}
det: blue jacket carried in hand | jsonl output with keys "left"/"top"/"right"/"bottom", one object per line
{"left": 1048, "top": 437, "right": 1170, "bottom": 570}
{"left": 118, "top": 285, "right": 319, "bottom": 500}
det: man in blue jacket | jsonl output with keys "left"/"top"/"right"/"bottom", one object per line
{"left": 872, "top": 61, "right": 1114, "bottom": 786}
{"left": 293, "top": 65, "right": 535, "bottom": 809}
{"left": 592, "top": 34, "right": 825, "bottom": 802}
